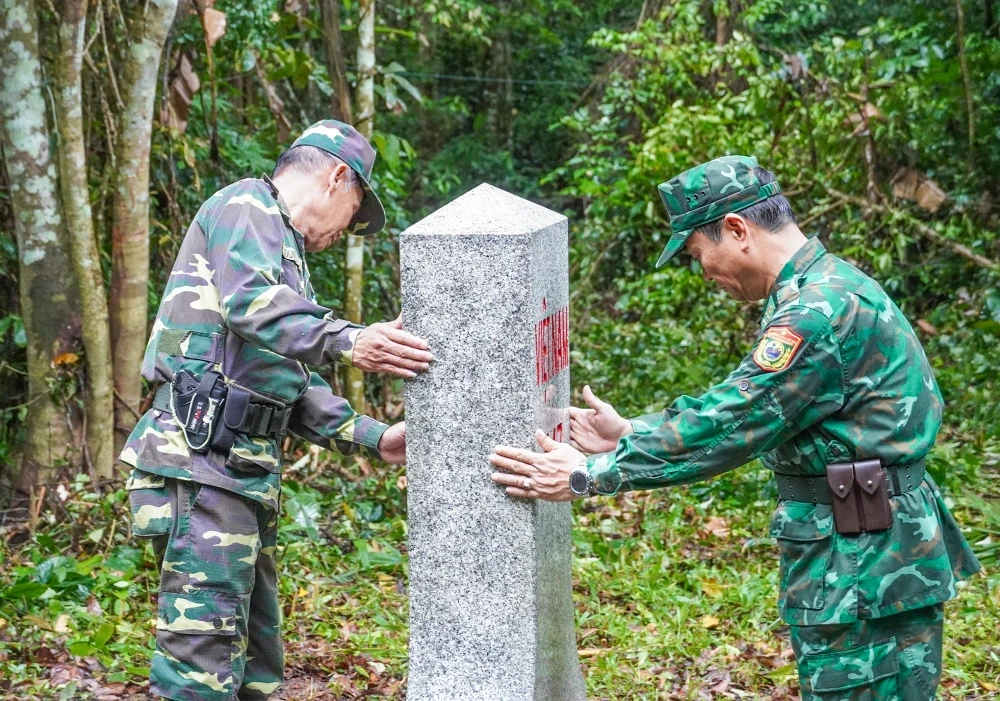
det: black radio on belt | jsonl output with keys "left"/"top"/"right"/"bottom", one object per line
{"left": 171, "top": 369, "right": 228, "bottom": 453}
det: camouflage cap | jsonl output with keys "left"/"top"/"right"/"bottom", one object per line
{"left": 290, "top": 120, "right": 386, "bottom": 236}
{"left": 655, "top": 155, "right": 781, "bottom": 267}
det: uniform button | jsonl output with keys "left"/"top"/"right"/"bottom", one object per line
{"left": 738, "top": 381, "right": 749, "bottom": 391}
{"left": 867, "top": 479, "right": 873, "bottom": 486}
{"left": 213, "top": 618, "right": 223, "bottom": 630}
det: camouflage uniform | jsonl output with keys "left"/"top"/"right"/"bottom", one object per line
{"left": 586, "top": 156, "right": 981, "bottom": 699}
{"left": 122, "top": 121, "right": 389, "bottom": 700}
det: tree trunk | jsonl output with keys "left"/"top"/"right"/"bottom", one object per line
{"left": 715, "top": 0, "right": 734, "bottom": 46}
{"left": 53, "top": 0, "right": 115, "bottom": 477}
{"left": 0, "top": 0, "right": 81, "bottom": 490}
{"left": 954, "top": 0, "right": 975, "bottom": 172}
{"left": 320, "top": 0, "right": 353, "bottom": 123}
{"left": 110, "top": 0, "right": 178, "bottom": 456}
{"left": 486, "top": 8, "right": 514, "bottom": 154}
{"left": 345, "top": 0, "right": 374, "bottom": 413}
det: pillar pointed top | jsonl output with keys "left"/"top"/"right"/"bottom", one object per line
{"left": 403, "top": 183, "right": 565, "bottom": 238}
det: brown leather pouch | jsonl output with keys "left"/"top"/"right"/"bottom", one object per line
{"left": 827, "top": 462, "right": 862, "bottom": 535}
{"left": 855, "top": 459, "right": 892, "bottom": 532}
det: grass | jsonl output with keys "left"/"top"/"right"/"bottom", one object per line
{"left": 1, "top": 452, "right": 997, "bottom": 699}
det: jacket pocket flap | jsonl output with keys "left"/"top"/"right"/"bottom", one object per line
{"left": 802, "top": 637, "right": 899, "bottom": 692}
{"left": 769, "top": 503, "right": 834, "bottom": 541}
{"left": 827, "top": 462, "right": 856, "bottom": 501}
{"left": 156, "top": 590, "right": 236, "bottom": 636}
{"left": 156, "top": 329, "right": 223, "bottom": 363}
{"left": 223, "top": 386, "right": 251, "bottom": 430}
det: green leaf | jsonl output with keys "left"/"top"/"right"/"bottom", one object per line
{"left": 387, "top": 71, "right": 423, "bottom": 104}
{"left": 69, "top": 641, "right": 98, "bottom": 657}
{"left": 284, "top": 490, "right": 322, "bottom": 542}
{"left": 94, "top": 622, "right": 115, "bottom": 648}
{"left": 4, "top": 582, "right": 47, "bottom": 599}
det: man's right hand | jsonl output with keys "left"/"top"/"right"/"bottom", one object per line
{"left": 351, "top": 315, "right": 434, "bottom": 378}
{"left": 569, "top": 385, "right": 632, "bottom": 455}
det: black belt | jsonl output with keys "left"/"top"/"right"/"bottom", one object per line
{"left": 775, "top": 459, "right": 925, "bottom": 504}
{"left": 152, "top": 382, "right": 291, "bottom": 441}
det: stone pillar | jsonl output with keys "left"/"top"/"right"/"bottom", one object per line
{"left": 401, "top": 184, "right": 585, "bottom": 701}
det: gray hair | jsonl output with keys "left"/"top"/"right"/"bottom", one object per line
{"left": 272, "top": 145, "right": 360, "bottom": 189}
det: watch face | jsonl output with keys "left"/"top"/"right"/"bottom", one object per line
{"left": 569, "top": 470, "right": 589, "bottom": 495}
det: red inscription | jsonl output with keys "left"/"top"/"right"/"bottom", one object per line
{"left": 535, "top": 303, "right": 569, "bottom": 386}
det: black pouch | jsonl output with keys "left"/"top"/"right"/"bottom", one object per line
{"left": 855, "top": 459, "right": 892, "bottom": 532}
{"left": 827, "top": 462, "right": 862, "bottom": 535}
{"left": 210, "top": 385, "right": 251, "bottom": 454}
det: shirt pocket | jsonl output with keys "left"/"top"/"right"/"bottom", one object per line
{"left": 770, "top": 501, "right": 835, "bottom": 610}
{"left": 126, "top": 469, "right": 172, "bottom": 538}
{"left": 279, "top": 243, "right": 306, "bottom": 297}
{"left": 226, "top": 433, "right": 281, "bottom": 474}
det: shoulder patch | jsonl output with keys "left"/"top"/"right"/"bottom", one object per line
{"left": 753, "top": 325, "right": 804, "bottom": 372}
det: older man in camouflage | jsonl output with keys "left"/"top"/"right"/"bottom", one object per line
{"left": 490, "top": 156, "right": 981, "bottom": 700}
{"left": 121, "top": 121, "right": 432, "bottom": 701}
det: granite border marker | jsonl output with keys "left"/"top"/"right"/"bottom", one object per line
{"left": 401, "top": 184, "right": 586, "bottom": 700}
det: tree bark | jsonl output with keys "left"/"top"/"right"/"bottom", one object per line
{"left": 486, "top": 4, "right": 513, "bottom": 153}
{"left": 954, "top": 0, "right": 975, "bottom": 172}
{"left": 0, "top": 0, "right": 81, "bottom": 489}
{"left": 320, "top": 0, "right": 353, "bottom": 123}
{"left": 109, "top": 0, "right": 178, "bottom": 455}
{"left": 53, "top": 0, "right": 115, "bottom": 477}
{"left": 715, "top": 0, "right": 733, "bottom": 46}
{"left": 345, "top": 0, "right": 374, "bottom": 414}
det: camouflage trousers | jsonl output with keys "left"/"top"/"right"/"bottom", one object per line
{"left": 791, "top": 603, "right": 944, "bottom": 700}
{"left": 127, "top": 471, "right": 283, "bottom": 700}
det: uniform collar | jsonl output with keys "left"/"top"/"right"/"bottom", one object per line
{"left": 761, "top": 237, "right": 826, "bottom": 326}
{"left": 261, "top": 173, "right": 306, "bottom": 254}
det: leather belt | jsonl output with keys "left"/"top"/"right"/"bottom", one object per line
{"left": 775, "top": 459, "right": 925, "bottom": 504}
{"left": 152, "top": 382, "right": 291, "bottom": 441}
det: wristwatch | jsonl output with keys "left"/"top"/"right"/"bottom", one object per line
{"left": 568, "top": 457, "right": 594, "bottom": 497}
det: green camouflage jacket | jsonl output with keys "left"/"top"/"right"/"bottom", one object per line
{"left": 588, "top": 237, "right": 981, "bottom": 624}
{"left": 119, "top": 177, "right": 387, "bottom": 511}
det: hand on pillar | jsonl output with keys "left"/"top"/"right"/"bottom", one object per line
{"left": 378, "top": 422, "right": 407, "bottom": 464}
{"left": 489, "top": 429, "right": 585, "bottom": 502}
{"left": 352, "top": 315, "right": 434, "bottom": 378}
{"left": 569, "top": 385, "right": 632, "bottom": 454}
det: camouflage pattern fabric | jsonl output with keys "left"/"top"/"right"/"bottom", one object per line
{"left": 655, "top": 154, "right": 781, "bottom": 267}
{"left": 119, "top": 175, "right": 387, "bottom": 512}
{"left": 587, "top": 237, "right": 981, "bottom": 627}
{"left": 128, "top": 472, "right": 282, "bottom": 700}
{"left": 792, "top": 603, "right": 944, "bottom": 700}
{"left": 290, "top": 119, "right": 385, "bottom": 236}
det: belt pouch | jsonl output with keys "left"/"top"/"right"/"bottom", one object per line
{"left": 211, "top": 385, "right": 250, "bottom": 454}
{"left": 854, "top": 459, "right": 892, "bottom": 532}
{"left": 827, "top": 462, "right": 862, "bottom": 535}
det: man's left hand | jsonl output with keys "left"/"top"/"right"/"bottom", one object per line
{"left": 489, "top": 429, "right": 585, "bottom": 502}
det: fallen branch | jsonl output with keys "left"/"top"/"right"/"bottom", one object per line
{"left": 826, "top": 187, "right": 999, "bottom": 271}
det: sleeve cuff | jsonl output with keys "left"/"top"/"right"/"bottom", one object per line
{"left": 356, "top": 416, "right": 389, "bottom": 459}
{"left": 630, "top": 413, "right": 664, "bottom": 434}
{"left": 323, "top": 316, "right": 366, "bottom": 367}
{"left": 587, "top": 452, "right": 624, "bottom": 495}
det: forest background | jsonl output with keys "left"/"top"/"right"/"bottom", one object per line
{"left": 1, "top": 0, "right": 998, "bottom": 698}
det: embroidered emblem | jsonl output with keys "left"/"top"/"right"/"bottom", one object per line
{"left": 753, "top": 326, "right": 803, "bottom": 372}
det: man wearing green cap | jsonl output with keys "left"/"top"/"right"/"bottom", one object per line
{"left": 490, "top": 156, "right": 980, "bottom": 700}
{"left": 121, "top": 120, "right": 433, "bottom": 700}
